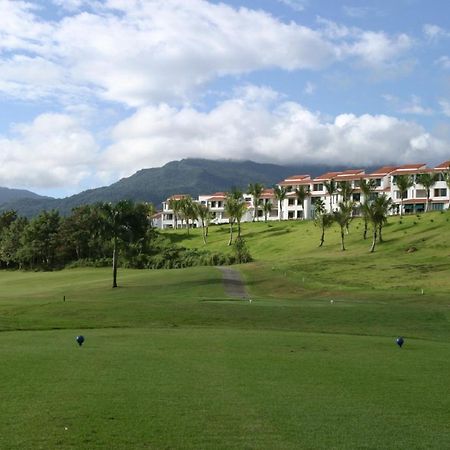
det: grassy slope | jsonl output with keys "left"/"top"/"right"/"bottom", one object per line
{"left": 0, "top": 212, "right": 449, "bottom": 449}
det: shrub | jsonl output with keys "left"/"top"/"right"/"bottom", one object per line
{"left": 233, "top": 237, "right": 252, "bottom": 264}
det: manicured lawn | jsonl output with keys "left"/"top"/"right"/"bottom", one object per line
{"left": 1, "top": 212, "right": 449, "bottom": 448}
{"left": 1, "top": 326, "right": 449, "bottom": 449}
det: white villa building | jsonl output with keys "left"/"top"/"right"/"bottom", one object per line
{"left": 158, "top": 160, "right": 450, "bottom": 229}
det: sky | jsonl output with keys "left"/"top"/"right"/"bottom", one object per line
{"left": 1, "top": 0, "right": 450, "bottom": 198}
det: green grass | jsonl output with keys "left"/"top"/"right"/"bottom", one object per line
{"left": 1, "top": 212, "right": 449, "bottom": 448}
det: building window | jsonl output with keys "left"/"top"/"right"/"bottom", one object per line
{"left": 296, "top": 211, "right": 303, "bottom": 219}
{"left": 352, "top": 193, "right": 361, "bottom": 202}
{"left": 432, "top": 203, "right": 444, "bottom": 211}
{"left": 416, "top": 189, "right": 427, "bottom": 198}
{"left": 288, "top": 211, "right": 295, "bottom": 219}
{"left": 353, "top": 180, "right": 360, "bottom": 187}
{"left": 313, "top": 183, "right": 323, "bottom": 191}
{"left": 375, "top": 178, "right": 382, "bottom": 187}
{"left": 218, "top": 201, "right": 223, "bottom": 207}
{"left": 434, "top": 188, "right": 447, "bottom": 197}
{"left": 395, "top": 190, "right": 408, "bottom": 199}
{"left": 288, "top": 198, "right": 295, "bottom": 206}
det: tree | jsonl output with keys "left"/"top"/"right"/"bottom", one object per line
{"left": 333, "top": 201, "right": 354, "bottom": 251}
{"left": 359, "top": 178, "right": 377, "bottom": 239}
{"left": 196, "top": 203, "right": 212, "bottom": 244}
{"left": 21, "top": 210, "right": 62, "bottom": 269}
{"left": 99, "top": 201, "right": 149, "bottom": 288}
{"left": 314, "top": 199, "right": 333, "bottom": 247}
{"left": 168, "top": 198, "right": 182, "bottom": 229}
{"left": 248, "top": 182, "right": 264, "bottom": 221}
{"left": 274, "top": 185, "right": 287, "bottom": 221}
{"left": 366, "top": 194, "right": 393, "bottom": 252}
{"left": 295, "top": 185, "right": 310, "bottom": 219}
{"left": 394, "top": 174, "right": 414, "bottom": 217}
{"left": 416, "top": 173, "right": 438, "bottom": 212}
{"left": 338, "top": 181, "right": 353, "bottom": 204}
{"left": 0, "top": 216, "right": 28, "bottom": 268}
{"left": 179, "top": 197, "right": 196, "bottom": 234}
{"left": 323, "top": 179, "right": 337, "bottom": 211}
{"left": 224, "top": 189, "right": 246, "bottom": 245}
{"left": 262, "top": 200, "right": 273, "bottom": 223}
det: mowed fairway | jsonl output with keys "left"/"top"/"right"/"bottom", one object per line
{"left": 1, "top": 213, "right": 450, "bottom": 449}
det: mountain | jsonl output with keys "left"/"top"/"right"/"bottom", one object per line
{"left": 0, "top": 158, "right": 363, "bottom": 217}
{"left": 0, "top": 187, "right": 50, "bottom": 204}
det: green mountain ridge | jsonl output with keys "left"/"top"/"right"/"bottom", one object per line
{"left": 0, "top": 158, "right": 367, "bottom": 217}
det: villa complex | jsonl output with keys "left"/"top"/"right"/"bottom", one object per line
{"left": 156, "top": 160, "right": 450, "bottom": 229}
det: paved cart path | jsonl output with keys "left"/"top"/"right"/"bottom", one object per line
{"left": 216, "top": 266, "right": 248, "bottom": 299}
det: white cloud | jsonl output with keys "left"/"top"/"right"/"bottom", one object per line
{"left": 277, "top": 0, "right": 308, "bottom": 12}
{"left": 303, "top": 81, "right": 316, "bottom": 95}
{"left": 0, "top": 0, "right": 414, "bottom": 107}
{"left": 383, "top": 94, "right": 433, "bottom": 116}
{"left": 439, "top": 99, "right": 450, "bottom": 117}
{"left": 343, "top": 6, "right": 375, "bottom": 18}
{"left": 423, "top": 24, "right": 450, "bottom": 41}
{"left": 346, "top": 31, "right": 412, "bottom": 68}
{"left": 435, "top": 55, "right": 450, "bottom": 69}
{"left": 317, "top": 18, "right": 413, "bottom": 72}
{"left": 0, "top": 114, "right": 98, "bottom": 189}
{"left": 100, "top": 88, "right": 448, "bottom": 177}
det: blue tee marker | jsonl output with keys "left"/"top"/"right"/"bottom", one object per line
{"left": 396, "top": 337, "right": 404, "bottom": 348}
{"left": 76, "top": 335, "right": 85, "bottom": 347}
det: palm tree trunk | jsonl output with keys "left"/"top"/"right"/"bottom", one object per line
{"left": 363, "top": 218, "right": 368, "bottom": 239}
{"left": 340, "top": 228, "right": 345, "bottom": 251}
{"left": 370, "top": 227, "right": 377, "bottom": 253}
{"left": 237, "top": 220, "right": 241, "bottom": 238}
{"left": 201, "top": 221, "right": 207, "bottom": 244}
{"left": 378, "top": 223, "right": 383, "bottom": 243}
{"left": 112, "top": 235, "right": 118, "bottom": 288}
{"left": 319, "top": 227, "right": 325, "bottom": 247}
{"left": 228, "top": 222, "right": 233, "bottom": 246}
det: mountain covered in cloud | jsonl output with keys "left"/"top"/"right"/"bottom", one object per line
{"left": 0, "top": 158, "right": 356, "bottom": 217}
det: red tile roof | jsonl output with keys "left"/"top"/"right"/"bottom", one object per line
{"left": 435, "top": 160, "right": 450, "bottom": 170}
{"left": 168, "top": 194, "right": 188, "bottom": 200}
{"left": 394, "top": 163, "right": 427, "bottom": 171}
{"left": 261, "top": 188, "right": 275, "bottom": 198}
{"left": 278, "top": 174, "right": 311, "bottom": 185}
{"left": 369, "top": 166, "right": 398, "bottom": 176}
{"left": 313, "top": 171, "right": 342, "bottom": 181}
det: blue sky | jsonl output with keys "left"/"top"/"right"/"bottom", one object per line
{"left": 1, "top": 0, "right": 450, "bottom": 198}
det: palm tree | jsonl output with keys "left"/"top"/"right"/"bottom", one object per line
{"left": 168, "top": 198, "right": 181, "bottom": 229}
{"left": 99, "top": 201, "right": 148, "bottom": 288}
{"left": 196, "top": 203, "right": 211, "bottom": 244}
{"left": 179, "top": 197, "right": 195, "bottom": 234}
{"left": 416, "top": 173, "right": 438, "bottom": 212}
{"left": 323, "top": 179, "right": 337, "bottom": 212}
{"left": 338, "top": 181, "right": 353, "bottom": 203}
{"left": 248, "top": 183, "right": 264, "bottom": 221}
{"left": 274, "top": 185, "right": 287, "bottom": 221}
{"left": 225, "top": 189, "right": 246, "bottom": 245}
{"left": 295, "top": 185, "right": 310, "bottom": 219}
{"left": 314, "top": 199, "right": 333, "bottom": 247}
{"left": 367, "top": 194, "right": 393, "bottom": 252}
{"left": 394, "top": 174, "right": 414, "bottom": 217}
{"left": 444, "top": 165, "right": 450, "bottom": 192}
{"left": 359, "top": 179, "right": 377, "bottom": 239}
{"left": 262, "top": 200, "right": 273, "bottom": 223}
{"left": 333, "top": 201, "right": 354, "bottom": 251}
